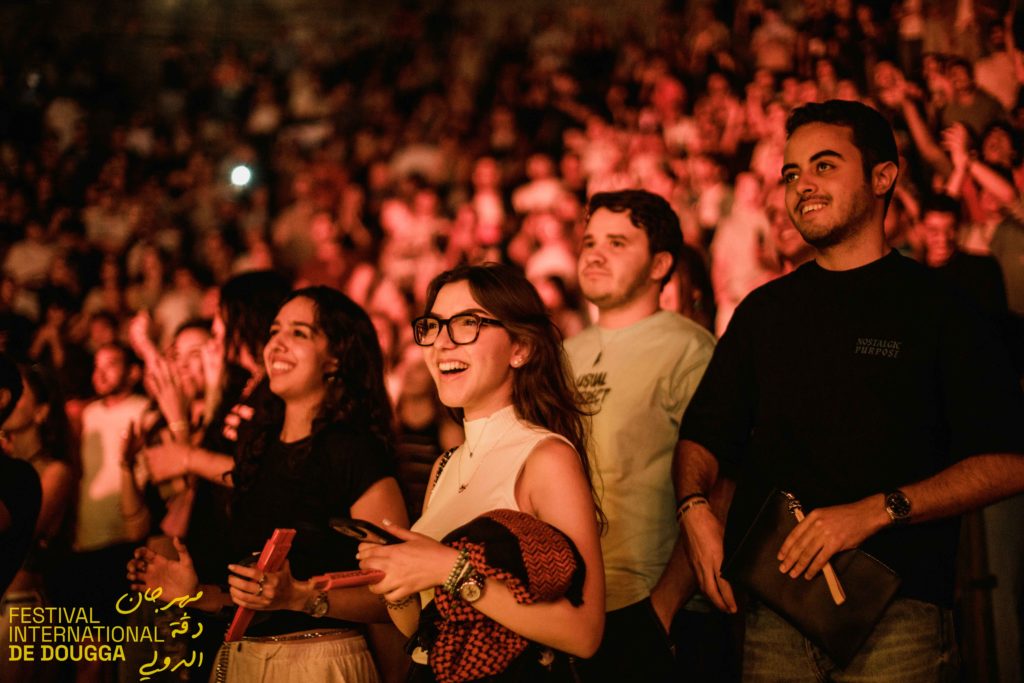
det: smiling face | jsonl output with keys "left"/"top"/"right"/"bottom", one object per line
{"left": 578, "top": 208, "right": 660, "bottom": 312}
{"left": 172, "top": 327, "right": 211, "bottom": 395}
{"left": 782, "top": 123, "right": 876, "bottom": 250}
{"left": 919, "top": 210, "right": 957, "bottom": 265}
{"left": 92, "top": 347, "right": 133, "bottom": 398}
{"left": 982, "top": 127, "right": 1014, "bottom": 167}
{"left": 264, "top": 297, "right": 335, "bottom": 406}
{"left": 423, "top": 280, "right": 524, "bottom": 420}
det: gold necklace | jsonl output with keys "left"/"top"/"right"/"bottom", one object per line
{"left": 456, "top": 414, "right": 516, "bottom": 493}
{"left": 457, "top": 424, "right": 486, "bottom": 492}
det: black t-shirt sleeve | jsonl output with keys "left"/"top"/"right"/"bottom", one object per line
{"left": 679, "top": 294, "right": 760, "bottom": 477}
{"left": 0, "top": 457, "right": 42, "bottom": 594}
{"left": 314, "top": 427, "right": 397, "bottom": 514}
{"left": 938, "top": 287, "right": 1024, "bottom": 459}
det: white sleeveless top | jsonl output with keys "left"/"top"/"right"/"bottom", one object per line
{"left": 412, "top": 404, "right": 571, "bottom": 541}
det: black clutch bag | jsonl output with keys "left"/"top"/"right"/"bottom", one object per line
{"left": 722, "top": 489, "right": 901, "bottom": 667}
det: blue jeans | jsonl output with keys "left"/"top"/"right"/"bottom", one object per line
{"left": 743, "top": 599, "right": 959, "bottom": 682}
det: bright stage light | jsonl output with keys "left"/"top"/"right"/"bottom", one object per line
{"left": 230, "top": 165, "right": 252, "bottom": 188}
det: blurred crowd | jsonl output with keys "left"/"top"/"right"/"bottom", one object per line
{"left": 1, "top": 0, "right": 1023, "bottom": 677}
{"left": 4, "top": 0, "right": 1024, "bottom": 376}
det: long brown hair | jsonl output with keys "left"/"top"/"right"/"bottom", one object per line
{"left": 423, "top": 263, "right": 603, "bottom": 525}
{"left": 234, "top": 286, "right": 394, "bottom": 495}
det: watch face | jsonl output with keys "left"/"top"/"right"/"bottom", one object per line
{"left": 460, "top": 580, "right": 483, "bottom": 603}
{"left": 886, "top": 491, "right": 911, "bottom": 519}
{"left": 311, "top": 593, "right": 329, "bottom": 617}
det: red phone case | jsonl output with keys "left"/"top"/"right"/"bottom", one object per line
{"left": 310, "top": 569, "right": 385, "bottom": 591}
{"left": 224, "top": 528, "right": 296, "bottom": 642}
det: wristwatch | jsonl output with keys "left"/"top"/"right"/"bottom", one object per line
{"left": 307, "top": 590, "right": 329, "bottom": 618}
{"left": 458, "top": 572, "right": 485, "bottom": 603}
{"left": 884, "top": 489, "right": 912, "bottom": 525}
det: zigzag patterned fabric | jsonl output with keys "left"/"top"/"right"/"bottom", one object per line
{"left": 427, "top": 509, "right": 586, "bottom": 683}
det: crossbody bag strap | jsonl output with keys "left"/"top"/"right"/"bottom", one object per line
{"left": 431, "top": 447, "right": 458, "bottom": 492}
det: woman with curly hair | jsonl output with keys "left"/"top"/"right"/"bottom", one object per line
{"left": 129, "top": 286, "right": 407, "bottom": 682}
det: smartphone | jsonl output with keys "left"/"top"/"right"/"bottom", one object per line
{"left": 236, "top": 551, "right": 260, "bottom": 568}
{"left": 225, "top": 528, "right": 296, "bottom": 642}
{"left": 310, "top": 569, "right": 386, "bottom": 591}
{"left": 330, "top": 517, "right": 401, "bottom": 545}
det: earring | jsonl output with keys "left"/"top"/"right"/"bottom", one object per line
{"left": 511, "top": 358, "right": 522, "bottom": 367}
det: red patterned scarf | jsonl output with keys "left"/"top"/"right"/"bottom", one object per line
{"left": 426, "top": 509, "right": 586, "bottom": 683}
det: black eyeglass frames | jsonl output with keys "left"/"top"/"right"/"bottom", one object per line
{"left": 411, "top": 314, "right": 505, "bottom": 346}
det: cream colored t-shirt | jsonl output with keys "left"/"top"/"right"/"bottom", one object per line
{"left": 75, "top": 394, "right": 150, "bottom": 551}
{"left": 565, "top": 310, "right": 714, "bottom": 611}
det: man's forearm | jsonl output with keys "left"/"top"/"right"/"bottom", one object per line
{"left": 672, "top": 442, "right": 739, "bottom": 614}
{"left": 651, "top": 535, "right": 697, "bottom": 621}
{"left": 708, "top": 477, "right": 735, "bottom": 521}
{"left": 672, "top": 439, "right": 720, "bottom": 499}
{"left": 969, "top": 160, "right": 1018, "bottom": 206}
{"left": 901, "top": 453, "right": 1024, "bottom": 524}
{"left": 777, "top": 454, "right": 1024, "bottom": 581}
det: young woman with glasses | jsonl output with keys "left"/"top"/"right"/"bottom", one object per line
{"left": 129, "top": 286, "right": 407, "bottom": 683}
{"left": 357, "top": 263, "right": 605, "bottom": 680}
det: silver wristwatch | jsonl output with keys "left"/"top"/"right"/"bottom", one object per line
{"left": 307, "top": 590, "right": 329, "bottom": 618}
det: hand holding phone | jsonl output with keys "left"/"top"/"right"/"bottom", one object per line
{"left": 225, "top": 528, "right": 295, "bottom": 642}
{"left": 310, "top": 569, "right": 386, "bottom": 591}
{"left": 330, "top": 518, "right": 401, "bottom": 545}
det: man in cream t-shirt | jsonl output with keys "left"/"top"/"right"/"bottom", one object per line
{"left": 66, "top": 343, "right": 149, "bottom": 631}
{"left": 565, "top": 190, "right": 715, "bottom": 682}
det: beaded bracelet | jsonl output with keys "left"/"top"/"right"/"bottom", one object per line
{"left": 452, "top": 565, "right": 479, "bottom": 594}
{"left": 442, "top": 549, "right": 470, "bottom": 595}
{"left": 449, "top": 560, "right": 476, "bottom": 595}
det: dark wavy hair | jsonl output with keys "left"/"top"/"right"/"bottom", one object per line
{"left": 233, "top": 286, "right": 395, "bottom": 495}
{"left": 786, "top": 100, "right": 900, "bottom": 211}
{"left": 218, "top": 270, "right": 291, "bottom": 365}
{"left": 586, "top": 190, "right": 684, "bottom": 288}
{"left": 423, "top": 263, "right": 603, "bottom": 525}
{"left": 0, "top": 354, "right": 23, "bottom": 425}
{"left": 19, "top": 364, "right": 72, "bottom": 464}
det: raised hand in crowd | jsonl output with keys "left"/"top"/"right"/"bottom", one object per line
{"left": 141, "top": 433, "right": 192, "bottom": 483}
{"left": 874, "top": 61, "right": 919, "bottom": 108}
{"left": 127, "top": 536, "right": 199, "bottom": 600}
{"left": 943, "top": 122, "right": 1019, "bottom": 211}
{"left": 119, "top": 419, "right": 151, "bottom": 542}
{"left": 942, "top": 122, "right": 973, "bottom": 171}
{"left": 143, "top": 356, "right": 192, "bottom": 441}
{"left": 28, "top": 312, "right": 66, "bottom": 368}
{"left": 127, "top": 311, "right": 160, "bottom": 366}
